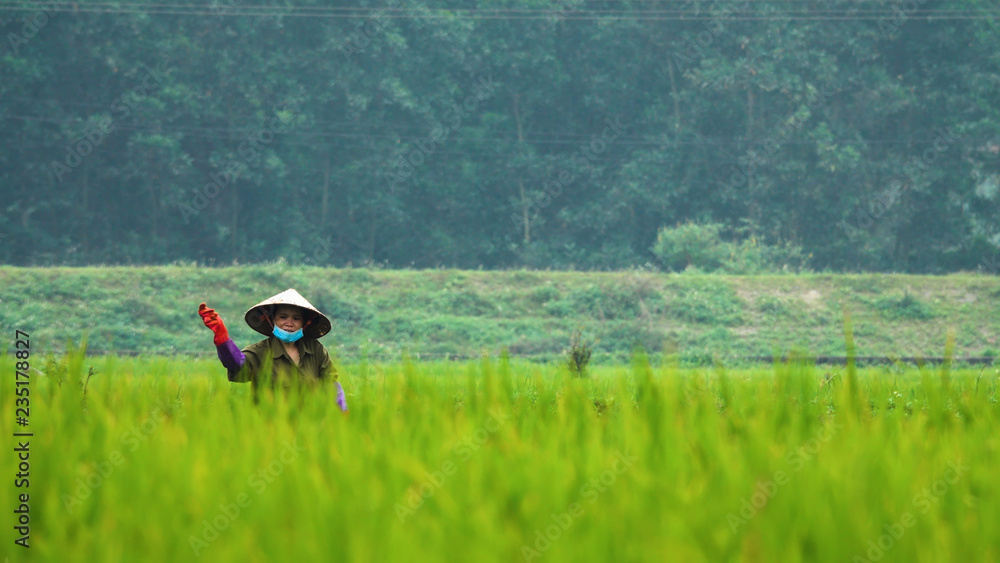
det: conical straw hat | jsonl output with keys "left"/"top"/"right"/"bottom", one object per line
{"left": 244, "top": 288, "right": 331, "bottom": 339}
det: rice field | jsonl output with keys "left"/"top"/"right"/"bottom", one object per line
{"left": 2, "top": 349, "right": 999, "bottom": 562}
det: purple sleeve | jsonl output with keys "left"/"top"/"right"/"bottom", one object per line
{"left": 216, "top": 339, "right": 245, "bottom": 371}
{"left": 336, "top": 382, "right": 348, "bottom": 412}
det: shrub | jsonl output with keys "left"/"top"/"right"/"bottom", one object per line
{"left": 542, "top": 285, "right": 660, "bottom": 320}
{"left": 543, "top": 299, "right": 575, "bottom": 318}
{"left": 756, "top": 295, "right": 791, "bottom": 316}
{"left": 724, "top": 237, "right": 811, "bottom": 274}
{"left": 571, "top": 285, "right": 636, "bottom": 320}
{"left": 337, "top": 269, "right": 375, "bottom": 285}
{"left": 604, "top": 284, "right": 665, "bottom": 317}
{"left": 668, "top": 282, "right": 744, "bottom": 326}
{"left": 308, "top": 287, "right": 373, "bottom": 325}
{"left": 651, "top": 222, "right": 810, "bottom": 273}
{"left": 596, "top": 323, "right": 664, "bottom": 354}
{"left": 565, "top": 331, "right": 594, "bottom": 377}
{"left": 651, "top": 222, "right": 730, "bottom": 272}
{"left": 701, "top": 327, "right": 734, "bottom": 348}
{"left": 529, "top": 285, "right": 561, "bottom": 304}
{"left": 443, "top": 289, "right": 498, "bottom": 316}
{"left": 568, "top": 285, "right": 666, "bottom": 320}
{"left": 872, "top": 291, "right": 937, "bottom": 321}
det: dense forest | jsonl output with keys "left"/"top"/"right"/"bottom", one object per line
{"left": 1, "top": 1, "right": 998, "bottom": 272}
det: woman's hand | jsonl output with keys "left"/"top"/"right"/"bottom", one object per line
{"left": 198, "top": 303, "right": 230, "bottom": 346}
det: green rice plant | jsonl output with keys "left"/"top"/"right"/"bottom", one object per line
{"left": 2, "top": 342, "right": 999, "bottom": 562}
{"left": 565, "top": 331, "right": 593, "bottom": 377}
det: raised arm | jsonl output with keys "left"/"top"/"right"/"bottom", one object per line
{"left": 199, "top": 302, "right": 247, "bottom": 379}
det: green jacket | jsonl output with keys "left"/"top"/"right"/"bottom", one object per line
{"left": 227, "top": 336, "right": 338, "bottom": 386}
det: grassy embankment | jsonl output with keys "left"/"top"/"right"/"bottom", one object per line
{"left": 0, "top": 265, "right": 997, "bottom": 362}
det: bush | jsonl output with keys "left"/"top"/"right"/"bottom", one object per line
{"left": 596, "top": 323, "right": 664, "bottom": 354}
{"left": 872, "top": 291, "right": 937, "bottom": 321}
{"left": 725, "top": 238, "right": 812, "bottom": 274}
{"left": 543, "top": 299, "right": 575, "bottom": 318}
{"left": 651, "top": 222, "right": 810, "bottom": 273}
{"left": 668, "top": 281, "right": 744, "bottom": 326}
{"left": 756, "top": 295, "right": 792, "bottom": 316}
{"left": 565, "top": 331, "right": 594, "bottom": 377}
{"left": 540, "top": 283, "right": 665, "bottom": 320}
{"left": 567, "top": 285, "right": 645, "bottom": 320}
{"left": 651, "top": 223, "right": 730, "bottom": 272}
{"left": 308, "top": 287, "right": 373, "bottom": 325}
{"left": 442, "top": 289, "right": 498, "bottom": 316}
{"left": 529, "top": 285, "right": 561, "bottom": 304}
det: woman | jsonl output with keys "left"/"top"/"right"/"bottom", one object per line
{"left": 198, "top": 288, "right": 348, "bottom": 412}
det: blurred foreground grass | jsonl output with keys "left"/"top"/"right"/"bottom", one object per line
{"left": 1, "top": 351, "right": 998, "bottom": 562}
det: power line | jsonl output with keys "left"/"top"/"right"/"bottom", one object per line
{"left": 2, "top": 1, "right": 996, "bottom": 11}
{"left": 0, "top": 2, "right": 997, "bottom": 20}
{"left": 8, "top": 137, "right": 978, "bottom": 165}
{"left": 3, "top": 113, "right": 990, "bottom": 148}
{"left": 0, "top": 1, "right": 986, "bottom": 4}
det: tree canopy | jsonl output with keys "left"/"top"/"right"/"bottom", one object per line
{"left": 2, "top": 1, "right": 998, "bottom": 272}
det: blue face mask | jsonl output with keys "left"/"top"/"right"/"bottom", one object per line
{"left": 273, "top": 325, "right": 303, "bottom": 343}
